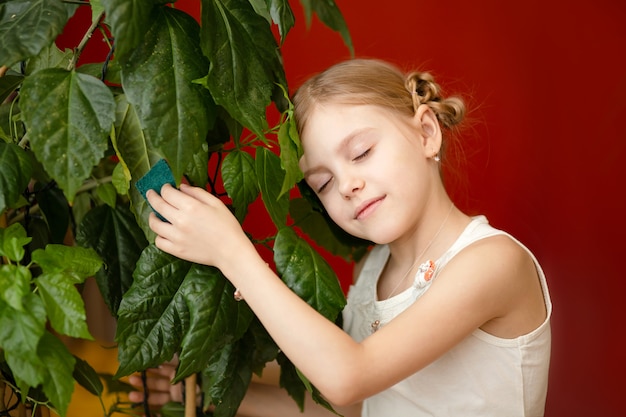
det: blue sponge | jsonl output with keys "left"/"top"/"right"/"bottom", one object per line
{"left": 135, "top": 159, "right": 176, "bottom": 222}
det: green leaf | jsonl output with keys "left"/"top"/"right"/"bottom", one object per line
{"left": 90, "top": 0, "right": 105, "bottom": 24}
{"left": 277, "top": 114, "right": 303, "bottom": 197}
{"left": 33, "top": 183, "right": 69, "bottom": 244}
{"left": 38, "top": 331, "right": 77, "bottom": 417}
{"left": 114, "top": 246, "right": 193, "bottom": 377}
{"left": 3, "top": 348, "right": 45, "bottom": 398}
{"left": 160, "top": 402, "right": 186, "bottom": 417}
{"left": 185, "top": 141, "right": 209, "bottom": 187}
{"left": 73, "top": 355, "right": 104, "bottom": 397}
{"left": 20, "top": 69, "right": 115, "bottom": 202}
{"left": 290, "top": 197, "right": 369, "bottom": 261}
{"left": 276, "top": 352, "right": 305, "bottom": 411}
{"left": 0, "top": 73, "right": 23, "bottom": 104}
{"left": 176, "top": 268, "right": 253, "bottom": 381}
{"left": 274, "top": 227, "right": 346, "bottom": 321}
{"left": 25, "top": 42, "right": 73, "bottom": 75}
{"left": 198, "top": 0, "right": 287, "bottom": 136}
{"left": 268, "top": 0, "right": 295, "bottom": 43}
{"left": 100, "top": 0, "right": 155, "bottom": 62}
{"left": 0, "top": 292, "right": 46, "bottom": 357}
{"left": 97, "top": 182, "right": 118, "bottom": 208}
{"left": 0, "top": 264, "right": 31, "bottom": 311}
{"left": 0, "top": 222, "right": 31, "bottom": 262}
{"left": 299, "top": 0, "right": 354, "bottom": 56}
{"left": 111, "top": 94, "right": 160, "bottom": 239}
{"left": 31, "top": 244, "right": 103, "bottom": 281}
{"left": 115, "top": 244, "right": 252, "bottom": 379}
{"left": 222, "top": 150, "right": 259, "bottom": 222}
{"left": 120, "top": 6, "right": 215, "bottom": 184}
{"left": 76, "top": 204, "right": 148, "bottom": 316}
{"left": 201, "top": 341, "right": 253, "bottom": 417}
{"left": 35, "top": 272, "right": 93, "bottom": 339}
{"left": 112, "top": 161, "right": 130, "bottom": 195}
{"left": 0, "top": 0, "right": 78, "bottom": 67}
{"left": 255, "top": 147, "right": 289, "bottom": 229}
{"left": 0, "top": 142, "right": 33, "bottom": 215}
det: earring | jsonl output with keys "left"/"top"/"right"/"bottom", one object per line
{"left": 433, "top": 154, "right": 441, "bottom": 162}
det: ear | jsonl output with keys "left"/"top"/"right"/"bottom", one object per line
{"left": 412, "top": 104, "right": 442, "bottom": 157}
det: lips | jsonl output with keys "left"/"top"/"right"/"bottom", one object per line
{"left": 354, "top": 196, "right": 385, "bottom": 220}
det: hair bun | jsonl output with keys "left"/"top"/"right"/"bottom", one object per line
{"left": 406, "top": 72, "right": 465, "bottom": 130}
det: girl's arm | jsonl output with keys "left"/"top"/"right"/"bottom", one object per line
{"left": 147, "top": 184, "right": 544, "bottom": 406}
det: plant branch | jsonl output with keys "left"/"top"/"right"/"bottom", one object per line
{"left": 0, "top": 380, "right": 6, "bottom": 412}
{"left": 141, "top": 371, "right": 151, "bottom": 417}
{"left": 67, "top": 11, "right": 106, "bottom": 71}
{"left": 184, "top": 374, "right": 197, "bottom": 417}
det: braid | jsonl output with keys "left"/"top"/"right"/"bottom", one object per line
{"left": 405, "top": 72, "right": 465, "bottom": 130}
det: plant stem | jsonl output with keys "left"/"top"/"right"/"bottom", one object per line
{"left": 184, "top": 374, "right": 197, "bottom": 417}
{"left": 67, "top": 11, "right": 106, "bottom": 71}
{"left": 0, "top": 380, "right": 6, "bottom": 412}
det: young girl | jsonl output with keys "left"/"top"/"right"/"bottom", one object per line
{"left": 138, "top": 58, "right": 552, "bottom": 416}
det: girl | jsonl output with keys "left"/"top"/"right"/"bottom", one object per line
{"left": 138, "top": 59, "right": 551, "bottom": 416}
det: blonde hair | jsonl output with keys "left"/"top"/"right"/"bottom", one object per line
{"left": 292, "top": 59, "right": 465, "bottom": 158}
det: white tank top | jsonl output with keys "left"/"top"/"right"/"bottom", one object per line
{"left": 342, "top": 216, "right": 552, "bottom": 417}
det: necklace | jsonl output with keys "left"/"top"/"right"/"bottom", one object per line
{"left": 371, "top": 203, "right": 454, "bottom": 332}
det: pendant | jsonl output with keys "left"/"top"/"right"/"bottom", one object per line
{"left": 371, "top": 320, "right": 381, "bottom": 333}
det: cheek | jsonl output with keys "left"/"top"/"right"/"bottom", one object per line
{"left": 318, "top": 195, "right": 347, "bottom": 225}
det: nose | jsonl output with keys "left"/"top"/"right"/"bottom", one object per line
{"left": 339, "top": 175, "right": 364, "bottom": 200}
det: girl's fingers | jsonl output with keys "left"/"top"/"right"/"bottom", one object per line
{"left": 178, "top": 183, "right": 219, "bottom": 206}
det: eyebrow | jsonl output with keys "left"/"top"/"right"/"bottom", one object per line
{"left": 302, "top": 127, "right": 373, "bottom": 178}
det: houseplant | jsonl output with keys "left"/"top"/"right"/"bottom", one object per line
{"left": 0, "top": 0, "right": 367, "bottom": 416}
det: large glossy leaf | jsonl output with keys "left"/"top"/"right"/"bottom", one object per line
{"left": 222, "top": 149, "right": 259, "bottom": 222}
{"left": 25, "top": 42, "right": 73, "bottom": 75}
{"left": 255, "top": 147, "right": 289, "bottom": 229}
{"left": 202, "top": 341, "right": 253, "bottom": 417}
{"left": 31, "top": 244, "right": 103, "bottom": 281}
{"left": 76, "top": 203, "right": 148, "bottom": 316}
{"left": 20, "top": 69, "right": 115, "bottom": 202}
{"left": 268, "top": 0, "right": 295, "bottom": 43}
{"left": 0, "top": 292, "right": 46, "bottom": 364}
{"left": 198, "top": 0, "right": 287, "bottom": 136}
{"left": 115, "top": 247, "right": 190, "bottom": 377}
{"left": 100, "top": 0, "right": 155, "bottom": 62}
{"left": 0, "top": 142, "right": 33, "bottom": 214}
{"left": 176, "top": 269, "right": 253, "bottom": 381}
{"left": 299, "top": 0, "right": 354, "bottom": 56}
{"left": 38, "top": 331, "right": 76, "bottom": 417}
{"left": 0, "top": 0, "right": 77, "bottom": 67}
{"left": 35, "top": 272, "right": 93, "bottom": 339}
{"left": 276, "top": 352, "right": 305, "bottom": 410}
{"left": 0, "top": 264, "right": 30, "bottom": 311}
{"left": 274, "top": 227, "right": 345, "bottom": 321}
{"left": 116, "top": 245, "right": 249, "bottom": 378}
{"left": 111, "top": 94, "right": 160, "bottom": 238}
{"left": 120, "top": 6, "right": 215, "bottom": 183}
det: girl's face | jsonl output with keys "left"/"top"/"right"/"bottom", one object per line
{"left": 299, "top": 103, "right": 441, "bottom": 244}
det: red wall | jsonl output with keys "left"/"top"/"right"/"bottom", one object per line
{"left": 59, "top": 1, "right": 626, "bottom": 415}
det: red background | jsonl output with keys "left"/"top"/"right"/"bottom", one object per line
{"left": 58, "top": 1, "right": 626, "bottom": 415}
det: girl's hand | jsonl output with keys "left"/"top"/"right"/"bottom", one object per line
{"left": 128, "top": 362, "right": 182, "bottom": 406}
{"left": 147, "top": 183, "right": 254, "bottom": 269}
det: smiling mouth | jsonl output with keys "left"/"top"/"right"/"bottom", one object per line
{"left": 354, "top": 196, "right": 385, "bottom": 220}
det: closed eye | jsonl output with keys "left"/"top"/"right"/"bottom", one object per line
{"left": 317, "top": 178, "right": 332, "bottom": 193}
{"left": 353, "top": 148, "right": 370, "bottom": 161}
